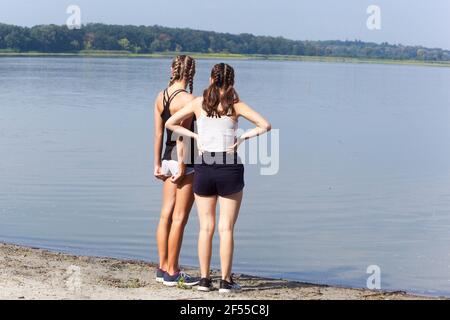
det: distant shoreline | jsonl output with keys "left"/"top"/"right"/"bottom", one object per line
{"left": 1, "top": 51, "right": 450, "bottom": 67}
{"left": 0, "top": 242, "right": 444, "bottom": 300}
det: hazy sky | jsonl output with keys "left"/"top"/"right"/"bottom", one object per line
{"left": 1, "top": 0, "right": 449, "bottom": 50}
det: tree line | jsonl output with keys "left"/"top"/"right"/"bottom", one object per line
{"left": 1, "top": 23, "right": 449, "bottom": 61}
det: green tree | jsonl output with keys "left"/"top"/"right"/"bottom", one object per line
{"left": 0, "top": 22, "right": 449, "bottom": 61}
{"left": 118, "top": 38, "right": 130, "bottom": 51}
{"left": 84, "top": 32, "right": 95, "bottom": 50}
{"left": 70, "top": 40, "right": 80, "bottom": 51}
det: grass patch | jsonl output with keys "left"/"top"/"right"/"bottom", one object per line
{"left": 1, "top": 50, "right": 450, "bottom": 67}
{"left": 176, "top": 277, "right": 193, "bottom": 290}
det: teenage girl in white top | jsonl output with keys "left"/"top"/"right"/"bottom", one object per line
{"left": 166, "top": 63, "right": 271, "bottom": 293}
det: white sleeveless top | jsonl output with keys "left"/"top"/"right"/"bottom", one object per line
{"left": 197, "top": 114, "right": 237, "bottom": 152}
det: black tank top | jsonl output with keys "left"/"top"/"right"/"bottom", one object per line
{"left": 161, "top": 89, "right": 195, "bottom": 166}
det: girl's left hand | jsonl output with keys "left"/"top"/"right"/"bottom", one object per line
{"left": 227, "top": 136, "right": 245, "bottom": 153}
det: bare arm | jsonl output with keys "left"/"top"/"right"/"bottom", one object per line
{"left": 170, "top": 116, "right": 194, "bottom": 183}
{"left": 165, "top": 100, "right": 198, "bottom": 140}
{"left": 175, "top": 116, "right": 194, "bottom": 165}
{"left": 153, "top": 93, "right": 166, "bottom": 180}
{"left": 235, "top": 102, "right": 272, "bottom": 141}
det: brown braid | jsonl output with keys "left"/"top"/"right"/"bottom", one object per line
{"left": 168, "top": 55, "right": 196, "bottom": 94}
{"left": 202, "top": 63, "right": 240, "bottom": 117}
{"left": 185, "top": 57, "right": 196, "bottom": 94}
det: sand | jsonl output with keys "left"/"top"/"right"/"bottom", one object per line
{"left": 0, "top": 242, "right": 439, "bottom": 300}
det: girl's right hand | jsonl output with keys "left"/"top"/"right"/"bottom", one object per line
{"left": 154, "top": 165, "right": 167, "bottom": 181}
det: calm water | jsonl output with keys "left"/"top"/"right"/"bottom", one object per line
{"left": 1, "top": 57, "right": 450, "bottom": 296}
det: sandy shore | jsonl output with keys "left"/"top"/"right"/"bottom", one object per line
{"left": 0, "top": 243, "right": 439, "bottom": 300}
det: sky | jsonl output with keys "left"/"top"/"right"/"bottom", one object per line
{"left": 0, "top": 0, "right": 449, "bottom": 50}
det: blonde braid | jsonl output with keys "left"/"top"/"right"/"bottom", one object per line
{"left": 168, "top": 55, "right": 184, "bottom": 87}
{"left": 168, "top": 55, "right": 196, "bottom": 93}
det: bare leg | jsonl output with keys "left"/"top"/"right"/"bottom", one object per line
{"left": 195, "top": 194, "right": 218, "bottom": 279}
{"left": 166, "top": 174, "right": 195, "bottom": 275}
{"left": 218, "top": 191, "right": 243, "bottom": 282}
{"left": 156, "top": 178, "right": 177, "bottom": 271}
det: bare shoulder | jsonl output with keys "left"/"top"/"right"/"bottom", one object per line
{"left": 171, "top": 92, "right": 195, "bottom": 112}
{"left": 233, "top": 100, "right": 251, "bottom": 116}
{"left": 192, "top": 96, "right": 203, "bottom": 107}
{"left": 154, "top": 91, "right": 164, "bottom": 113}
{"left": 185, "top": 97, "right": 203, "bottom": 118}
{"left": 155, "top": 91, "right": 164, "bottom": 102}
{"left": 179, "top": 92, "right": 196, "bottom": 105}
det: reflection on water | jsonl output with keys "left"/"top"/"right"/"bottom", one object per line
{"left": 0, "top": 57, "right": 450, "bottom": 296}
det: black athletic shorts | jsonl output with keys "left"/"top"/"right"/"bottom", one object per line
{"left": 194, "top": 152, "right": 245, "bottom": 197}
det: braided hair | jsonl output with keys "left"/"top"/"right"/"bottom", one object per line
{"left": 168, "top": 55, "right": 196, "bottom": 93}
{"left": 202, "top": 63, "right": 240, "bottom": 118}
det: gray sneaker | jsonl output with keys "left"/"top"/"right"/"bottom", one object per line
{"left": 156, "top": 268, "right": 165, "bottom": 283}
{"left": 163, "top": 271, "right": 200, "bottom": 287}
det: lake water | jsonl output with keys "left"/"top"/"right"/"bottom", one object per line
{"left": 1, "top": 57, "right": 450, "bottom": 296}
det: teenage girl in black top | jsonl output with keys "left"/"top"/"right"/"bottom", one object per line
{"left": 153, "top": 55, "right": 199, "bottom": 286}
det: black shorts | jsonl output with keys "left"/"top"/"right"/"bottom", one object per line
{"left": 194, "top": 152, "right": 245, "bottom": 197}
